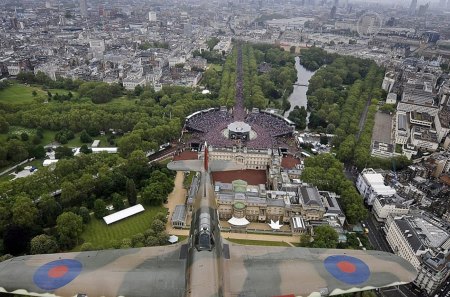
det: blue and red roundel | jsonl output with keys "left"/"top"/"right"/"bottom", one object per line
{"left": 324, "top": 255, "right": 370, "bottom": 285}
{"left": 33, "top": 259, "right": 82, "bottom": 290}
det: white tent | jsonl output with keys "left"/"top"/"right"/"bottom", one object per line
{"left": 268, "top": 220, "right": 283, "bottom": 230}
{"left": 103, "top": 204, "right": 145, "bottom": 225}
{"left": 168, "top": 235, "right": 179, "bottom": 244}
{"left": 228, "top": 217, "right": 250, "bottom": 226}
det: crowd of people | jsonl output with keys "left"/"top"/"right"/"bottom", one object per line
{"left": 182, "top": 45, "right": 294, "bottom": 151}
{"left": 246, "top": 112, "right": 294, "bottom": 138}
{"left": 233, "top": 46, "right": 246, "bottom": 121}
{"left": 185, "top": 109, "right": 232, "bottom": 133}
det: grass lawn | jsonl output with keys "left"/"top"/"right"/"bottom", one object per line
{"left": 106, "top": 96, "right": 138, "bottom": 108}
{"left": 183, "top": 171, "right": 196, "bottom": 188}
{"left": 65, "top": 132, "right": 120, "bottom": 148}
{"left": 226, "top": 238, "right": 291, "bottom": 247}
{"left": 65, "top": 132, "right": 84, "bottom": 147}
{"left": 0, "top": 84, "right": 46, "bottom": 105}
{"left": 209, "top": 64, "right": 223, "bottom": 72}
{"left": 74, "top": 206, "right": 167, "bottom": 251}
{"left": 41, "top": 130, "right": 57, "bottom": 146}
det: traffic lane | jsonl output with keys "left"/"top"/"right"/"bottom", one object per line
{"left": 363, "top": 219, "right": 387, "bottom": 251}
{"left": 381, "top": 287, "right": 408, "bottom": 297}
{"left": 365, "top": 216, "right": 392, "bottom": 252}
{"left": 399, "top": 284, "right": 420, "bottom": 297}
{"left": 436, "top": 279, "right": 450, "bottom": 296}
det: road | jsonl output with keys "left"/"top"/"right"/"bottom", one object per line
{"left": 356, "top": 94, "right": 373, "bottom": 141}
{"left": 434, "top": 278, "right": 450, "bottom": 297}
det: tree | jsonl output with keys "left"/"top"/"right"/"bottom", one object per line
{"left": 20, "top": 132, "right": 29, "bottom": 141}
{"left": 36, "top": 127, "right": 44, "bottom": 139}
{"left": 80, "top": 130, "right": 92, "bottom": 143}
{"left": 30, "top": 234, "right": 59, "bottom": 254}
{"left": 7, "top": 139, "right": 28, "bottom": 162}
{"left": 299, "top": 234, "right": 311, "bottom": 247}
{"left": 151, "top": 219, "right": 166, "bottom": 234}
{"left": 155, "top": 212, "right": 168, "bottom": 224}
{"left": 145, "top": 236, "right": 159, "bottom": 247}
{"left": 30, "top": 145, "right": 46, "bottom": 159}
{"left": 134, "top": 85, "right": 144, "bottom": 96}
{"left": 141, "top": 183, "right": 166, "bottom": 206}
{"left": 126, "top": 179, "right": 137, "bottom": 206}
{"left": 56, "top": 212, "right": 83, "bottom": 249}
{"left": 0, "top": 206, "right": 11, "bottom": 235}
{"left": 121, "top": 238, "right": 132, "bottom": 249}
{"left": 326, "top": 123, "right": 335, "bottom": 134}
{"left": 12, "top": 195, "right": 38, "bottom": 228}
{"left": 60, "top": 181, "right": 78, "bottom": 207}
{"left": 117, "top": 133, "right": 142, "bottom": 158}
{"left": 157, "top": 231, "right": 169, "bottom": 245}
{"left": 0, "top": 116, "right": 9, "bottom": 133}
{"left": 2, "top": 225, "right": 32, "bottom": 255}
{"left": 131, "top": 233, "right": 145, "bottom": 247}
{"left": 55, "top": 146, "right": 74, "bottom": 159}
{"left": 319, "top": 134, "right": 328, "bottom": 145}
{"left": 78, "top": 206, "right": 91, "bottom": 224}
{"left": 93, "top": 199, "right": 108, "bottom": 219}
{"left": 38, "top": 195, "right": 62, "bottom": 227}
{"left": 80, "top": 144, "right": 92, "bottom": 154}
{"left": 311, "top": 225, "right": 339, "bottom": 248}
{"left": 80, "top": 242, "right": 94, "bottom": 251}
{"left": 288, "top": 106, "right": 307, "bottom": 130}
{"left": 112, "top": 193, "right": 125, "bottom": 211}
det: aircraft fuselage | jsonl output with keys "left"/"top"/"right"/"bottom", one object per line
{"left": 185, "top": 170, "right": 224, "bottom": 297}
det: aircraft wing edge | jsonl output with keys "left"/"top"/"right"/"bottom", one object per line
{"left": 223, "top": 244, "right": 417, "bottom": 297}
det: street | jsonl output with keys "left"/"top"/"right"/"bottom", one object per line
{"left": 434, "top": 278, "right": 450, "bottom": 297}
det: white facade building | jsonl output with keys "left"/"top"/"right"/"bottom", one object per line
{"left": 356, "top": 168, "right": 396, "bottom": 205}
{"left": 148, "top": 11, "right": 157, "bottom": 22}
{"left": 385, "top": 215, "right": 450, "bottom": 295}
{"left": 373, "top": 197, "right": 409, "bottom": 221}
{"left": 207, "top": 145, "right": 279, "bottom": 170}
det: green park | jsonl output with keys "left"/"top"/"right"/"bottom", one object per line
{"left": 0, "top": 43, "right": 397, "bottom": 263}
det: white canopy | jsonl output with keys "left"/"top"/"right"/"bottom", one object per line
{"left": 268, "top": 220, "right": 283, "bottom": 230}
{"left": 228, "top": 217, "right": 250, "bottom": 226}
{"left": 168, "top": 235, "right": 179, "bottom": 244}
{"left": 103, "top": 204, "right": 145, "bottom": 225}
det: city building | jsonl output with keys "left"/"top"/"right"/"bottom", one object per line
{"left": 385, "top": 215, "right": 450, "bottom": 295}
{"left": 207, "top": 146, "right": 280, "bottom": 170}
{"left": 171, "top": 205, "right": 187, "bottom": 228}
{"left": 148, "top": 11, "right": 157, "bottom": 22}
{"left": 356, "top": 168, "right": 396, "bottom": 205}
{"left": 79, "top": 0, "right": 87, "bottom": 18}
{"left": 373, "top": 197, "right": 409, "bottom": 221}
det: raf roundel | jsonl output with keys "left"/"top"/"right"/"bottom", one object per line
{"left": 33, "top": 259, "right": 82, "bottom": 290}
{"left": 324, "top": 255, "right": 370, "bottom": 285}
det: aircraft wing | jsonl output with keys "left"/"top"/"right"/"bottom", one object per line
{"left": 209, "top": 160, "right": 245, "bottom": 172}
{"left": 0, "top": 245, "right": 187, "bottom": 297}
{"left": 223, "top": 242, "right": 417, "bottom": 297}
{"left": 167, "top": 160, "right": 203, "bottom": 172}
{"left": 167, "top": 160, "right": 245, "bottom": 172}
